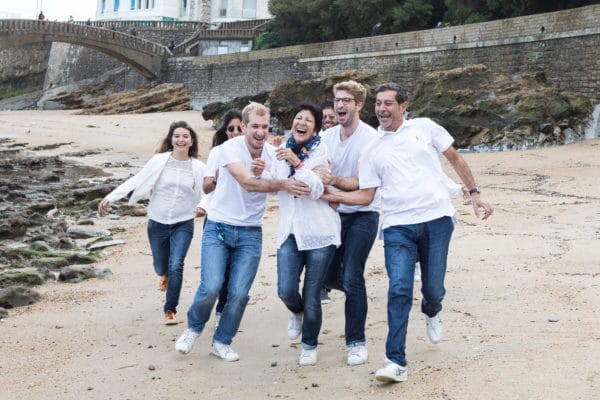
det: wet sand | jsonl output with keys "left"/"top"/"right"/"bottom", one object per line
{"left": 0, "top": 110, "right": 599, "bottom": 400}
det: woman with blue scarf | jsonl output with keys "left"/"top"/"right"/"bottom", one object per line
{"left": 271, "top": 103, "right": 341, "bottom": 366}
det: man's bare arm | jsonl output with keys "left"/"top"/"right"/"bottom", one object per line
{"left": 321, "top": 187, "right": 376, "bottom": 206}
{"left": 443, "top": 146, "right": 494, "bottom": 219}
{"left": 313, "top": 166, "right": 359, "bottom": 191}
{"left": 228, "top": 161, "right": 310, "bottom": 197}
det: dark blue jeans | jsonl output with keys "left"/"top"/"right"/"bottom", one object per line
{"left": 147, "top": 218, "right": 194, "bottom": 314}
{"left": 277, "top": 235, "right": 336, "bottom": 349}
{"left": 187, "top": 220, "right": 262, "bottom": 345}
{"left": 324, "top": 211, "right": 379, "bottom": 346}
{"left": 383, "top": 216, "right": 454, "bottom": 367}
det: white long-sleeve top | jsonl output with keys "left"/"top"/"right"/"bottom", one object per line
{"left": 271, "top": 141, "right": 341, "bottom": 250}
{"left": 104, "top": 152, "right": 205, "bottom": 224}
{"left": 196, "top": 145, "right": 221, "bottom": 213}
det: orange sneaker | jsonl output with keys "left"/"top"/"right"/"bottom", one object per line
{"left": 165, "top": 310, "right": 178, "bottom": 325}
{"left": 159, "top": 275, "right": 168, "bottom": 291}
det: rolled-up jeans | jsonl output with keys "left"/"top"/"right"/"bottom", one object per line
{"left": 147, "top": 218, "right": 194, "bottom": 314}
{"left": 382, "top": 216, "right": 454, "bottom": 367}
{"left": 186, "top": 219, "right": 262, "bottom": 345}
{"left": 277, "top": 235, "right": 336, "bottom": 349}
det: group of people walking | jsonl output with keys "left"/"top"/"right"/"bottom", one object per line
{"left": 98, "top": 80, "right": 493, "bottom": 383}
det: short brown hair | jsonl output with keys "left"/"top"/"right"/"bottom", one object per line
{"left": 333, "top": 80, "right": 367, "bottom": 104}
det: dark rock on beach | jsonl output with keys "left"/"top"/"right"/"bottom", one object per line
{"left": 0, "top": 285, "right": 41, "bottom": 308}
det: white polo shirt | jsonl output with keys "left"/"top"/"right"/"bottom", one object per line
{"left": 207, "top": 135, "right": 274, "bottom": 227}
{"left": 359, "top": 117, "right": 456, "bottom": 229}
{"left": 321, "top": 121, "right": 380, "bottom": 214}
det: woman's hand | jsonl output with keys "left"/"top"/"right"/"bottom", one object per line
{"left": 98, "top": 199, "right": 110, "bottom": 215}
{"left": 251, "top": 158, "right": 266, "bottom": 177}
{"left": 275, "top": 148, "right": 301, "bottom": 167}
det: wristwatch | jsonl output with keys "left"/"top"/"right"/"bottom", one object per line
{"left": 469, "top": 187, "right": 480, "bottom": 195}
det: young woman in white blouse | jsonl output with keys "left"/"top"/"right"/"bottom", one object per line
{"left": 272, "top": 103, "right": 341, "bottom": 366}
{"left": 98, "top": 121, "right": 205, "bottom": 325}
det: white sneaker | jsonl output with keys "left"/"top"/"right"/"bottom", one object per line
{"left": 299, "top": 347, "right": 317, "bottom": 366}
{"left": 414, "top": 262, "right": 421, "bottom": 282}
{"left": 426, "top": 313, "right": 443, "bottom": 344}
{"left": 320, "top": 289, "right": 331, "bottom": 304}
{"left": 375, "top": 361, "right": 408, "bottom": 382}
{"left": 175, "top": 328, "right": 199, "bottom": 354}
{"left": 211, "top": 340, "right": 240, "bottom": 362}
{"left": 287, "top": 312, "right": 303, "bottom": 340}
{"left": 347, "top": 344, "right": 368, "bottom": 366}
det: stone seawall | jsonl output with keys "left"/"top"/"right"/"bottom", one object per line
{"left": 161, "top": 4, "right": 600, "bottom": 109}
{"left": 0, "top": 43, "right": 51, "bottom": 100}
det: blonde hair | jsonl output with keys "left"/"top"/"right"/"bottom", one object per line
{"left": 333, "top": 80, "right": 367, "bottom": 104}
{"left": 242, "top": 102, "right": 270, "bottom": 124}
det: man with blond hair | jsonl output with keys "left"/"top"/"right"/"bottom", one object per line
{"left": 315, "top": 80, "right": 380, "bottom": 366}
{"left": 176, "top": 102, "right": 310, "bottom": 361}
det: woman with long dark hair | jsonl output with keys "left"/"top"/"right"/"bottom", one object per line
{"left": 99, "top": 121, "right": 205, "bottom": 325}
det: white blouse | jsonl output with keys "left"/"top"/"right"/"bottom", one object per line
{"left": 147, "top": 156, "right": 197, "bottom": 224}
{"left": 271, "top": 141, "right": 341, "bottom": 251}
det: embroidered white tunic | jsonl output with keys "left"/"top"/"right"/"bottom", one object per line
{"left": 271, "top": 141, "right": 341, "bottom": 251}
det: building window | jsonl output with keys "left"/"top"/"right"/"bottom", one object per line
{"left": 101, "top": 0, "right": 106, "bottom": 13}
{"left": 137, "top": 0, "right": 141, "bottom": 9}
{"left": 145, "top": 0, "right": 149, "bottom": 8}
{"left": 130, "top": 0, "right": 135, "bottom": 10}
{"left": 180, "top": 0, "right": 188, "bottom": 17}
{"left": 114, "top": 0, "right": 120, "bottom": 12}
{"left": 242, "top": 0, "right": 256, "bottom": 19}
{"left": 219, "top": 0, "right": 227, "bottom": 17}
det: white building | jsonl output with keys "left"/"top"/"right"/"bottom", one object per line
{"left": 96, "top": 0, "right": 271, "bottom": 23}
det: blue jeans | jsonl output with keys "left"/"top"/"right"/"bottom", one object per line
{"left": 202, "top": 217, "right": 230, "bottom": 315}
{"left": 382, "top": 216, "right": 454, "bottom": 367}
{"left": 324, "top": 211, "right": 379, "bottom": 346}
{"left": 277, "top": 235, "right": 336, "bottom": 349}
{"left": 147, "top": 218, "right": 194, "bottom": 314}
{"left": 186, "top": 220, "right": 262, "bottom": 345}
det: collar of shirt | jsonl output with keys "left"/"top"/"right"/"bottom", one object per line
{"left": 377, "top": 119, "right": 410, "bottom": 137}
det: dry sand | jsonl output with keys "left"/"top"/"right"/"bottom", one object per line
{"left": 0, "top": 110, "right": 598, "bottom": 400}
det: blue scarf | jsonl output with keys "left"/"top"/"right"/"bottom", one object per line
{"left": 285, "top": 135, "right": 321, "bottom": 177}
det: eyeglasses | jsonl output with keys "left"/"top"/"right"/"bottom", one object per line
{"left": 323, "top": 115, "right": 336, "bottom": 120}
{"left": 227, "top": 125, "right": 243, "bottom": 133}
{"left": 333, "top": 97, "right": 356, "bottom": 105}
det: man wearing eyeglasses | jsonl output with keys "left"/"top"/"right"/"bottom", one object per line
{"left": 315, "top": 80, "right": 380, "bottom": 367}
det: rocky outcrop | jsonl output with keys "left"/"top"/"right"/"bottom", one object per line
{"left": 0, "top": 139, "right": 121, "bottom": 312}
{"left": 202, "top": 65, "right": 594, "bottom": 150}
{"left": 409, "top": 65, "right": 593, "bottom": 150}
{"left": 45, "top": 82, "right": 192, "bottom": 114}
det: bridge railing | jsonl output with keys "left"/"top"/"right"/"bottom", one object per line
{"left": 0, "top": 19, "right": 170, "bottom": 57}
{"left": 79, "top": 19, "right": 206, "bottom": 30}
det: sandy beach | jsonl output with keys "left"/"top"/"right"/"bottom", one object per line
{"left": 0, "top": 109, "right": 599, "bottom": 400}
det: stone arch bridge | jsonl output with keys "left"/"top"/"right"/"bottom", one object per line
{"left": 0, "top": 19, "right": 170, "bottom": 79}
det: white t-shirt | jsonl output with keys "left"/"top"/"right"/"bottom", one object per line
{"left": 359, "top": 117, "right": 456, "bottom": 229}
{"left": 207, "top": 135, "right": 274, "bottom": 227}
{"left": 320, "top": 121, "right": 380, "bottom": 213}
{"left": 197, "top": 145, "right": 222, "bottom": 213}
